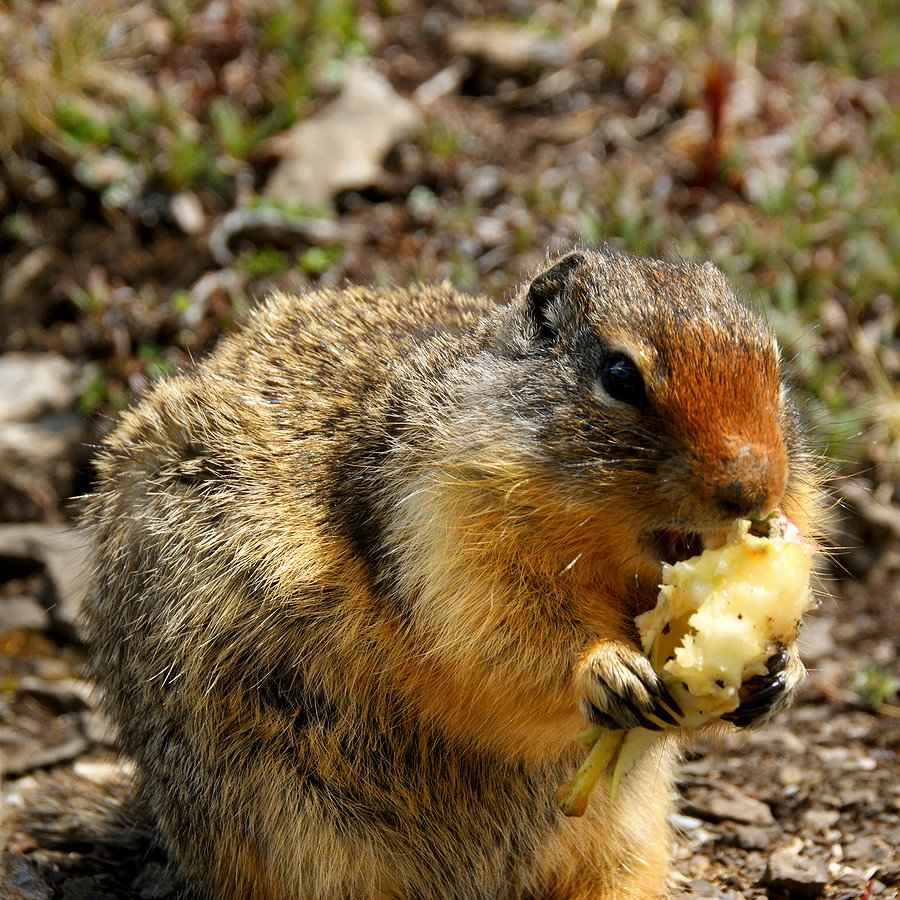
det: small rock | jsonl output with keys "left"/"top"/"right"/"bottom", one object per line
{"left": 838, "top": 787, "right": 879, "bottom": 810}
{"left": 170, "top": 191, "right": 205, "bottom": 235}
{"left": 730, "top": 824, "right": 773, "bottom": 851}
{"left": 1, "top": 738, "right": 46, "bottom": 779}
{"left": 16, "top": 676, "right": 95, "bottom": 714}
{"left": 716, "top": 722, "right": 806, "bottom": 755}
{"left": 4, "top": 737, "right": 90, "bottom": 776}
{"left": 72, "top": 757, "right": 136, "bottom": 783}
{"left": 801, "top": 808, "right": 840, "bottom": 837}
{"left": 448, "top": 21, "right": 568, "bottom": 74}
{"left": 80, "top": 708, "right": 119, "bottom": 746}
{"left": 0, "top": 595, "right": 50, "bottom": 633}
{"left": 0, "top": 353, "right": 86, "bottom": 518}
{"left": 264, "top": 61, "right": 418, "bottom": 207}
{"left": 0, "top": 354, "right": 78, "bottom": 424}
{"left": 0, "top": 524, "right": 91, "bottom": 639}
{"left": 778, "top": 763, "right": 804, "bottom": 787}
{"left": 684, "top": 782, "right": 775, "bottom": 826}
{"left": 669, "top": 812, "right": 706, "bottom": 832}
{"left": 840, "top": 836, "right": 873, "bottom": 861}
{"left": 29, "top": 656, "right": 71, "bottom": 681}
{"left": 762, "top": 849, "right": 829, "bottom": 897}
{"left": 412, "top": 60, "right": 468, "bottom": 107}
{"left": 681, "top": 877, "right": 719, "bottom": 898}
{"left": 830, "top": 867, "right": 869, "bottom": 891}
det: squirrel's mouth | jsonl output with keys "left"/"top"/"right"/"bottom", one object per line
{"left": 645, "top": 530, "right": 705, "bottom": 566}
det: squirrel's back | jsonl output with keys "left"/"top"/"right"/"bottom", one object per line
{"left": 81, "top": 248, "right": 822, "bottom": 900}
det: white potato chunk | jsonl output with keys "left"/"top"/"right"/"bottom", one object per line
{"left": 636, "top": 515, "right": 816, "bottom": 728}
{"left": 559, "top": 513, "right": 816, "bottom": 815}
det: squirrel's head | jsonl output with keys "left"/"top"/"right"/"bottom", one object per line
{"left": 464, "top": 247, "right": 814, "bottom": 578}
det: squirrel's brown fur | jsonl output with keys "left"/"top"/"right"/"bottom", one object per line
{"left": 82, "top": 248, "right": 822, "bottom": 899}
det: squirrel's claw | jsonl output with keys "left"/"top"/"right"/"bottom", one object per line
{"left": 722, "top": 647, "right": 805, "bottom": 728}
{"left": 581, "top": 642, "right": 683, "bottom": 732}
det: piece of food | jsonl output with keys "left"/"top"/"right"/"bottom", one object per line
{"left": 555, "top": 727, "right": 624, "bottom": 817}
{"left": 636, "top": 514, "right": 816, "bottom": 728}
{"left": 558, "top": 513, "right": 816, "bottom": 816}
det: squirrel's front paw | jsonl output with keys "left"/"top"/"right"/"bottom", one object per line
{"left": 722, "top": 647, "right": 806, "bottom": 728}
{"left": 580, "top": 642, "right": 682, "bottom": 731}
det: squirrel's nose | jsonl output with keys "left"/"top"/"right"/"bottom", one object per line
{"left": 714, "top": 480, "right": 770, "bottom": 519}
{"left": 712, "top": 444, "right": 786, "bottom": 520}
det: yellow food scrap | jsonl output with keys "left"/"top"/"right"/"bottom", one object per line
{"left": 637, "top": 515, "right": 815, "bottom": 728}
{"left": 558, "top": 513, "right": 815, "bottom": 816}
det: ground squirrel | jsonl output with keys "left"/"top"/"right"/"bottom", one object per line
{"left": 83, "top": 248, "right": 822, "bottom": 899}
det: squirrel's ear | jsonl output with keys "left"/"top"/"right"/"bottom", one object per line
{"left": 525, "top": 251, "right": 586, "bottom": 343}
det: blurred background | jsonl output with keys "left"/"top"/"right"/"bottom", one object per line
{"left": 1, "top": 2, "right": 898, "bottom": 898}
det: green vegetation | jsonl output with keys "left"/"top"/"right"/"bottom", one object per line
{"left": 851, "top": 663, "right": 900, "bottom": 710}
{"left": 0, "top": 0, "right": 896, "bottom": 472}
{"left": 0, "top": 0, "right": 365, "bottom": 193}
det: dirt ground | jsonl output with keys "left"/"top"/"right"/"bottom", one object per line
{"left": 1, "top": 488, "right": 897, "bottom": 900}
{"left": 1, "top": 1, "right": 898, "bottom": 898}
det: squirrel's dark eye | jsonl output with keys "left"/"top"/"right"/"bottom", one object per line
{"left": 600, "top": 354, "right": 647, "bottom": 406}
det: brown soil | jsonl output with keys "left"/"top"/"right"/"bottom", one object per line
{"left": 1, "top": 2, "right": 897, "bottom": 898}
